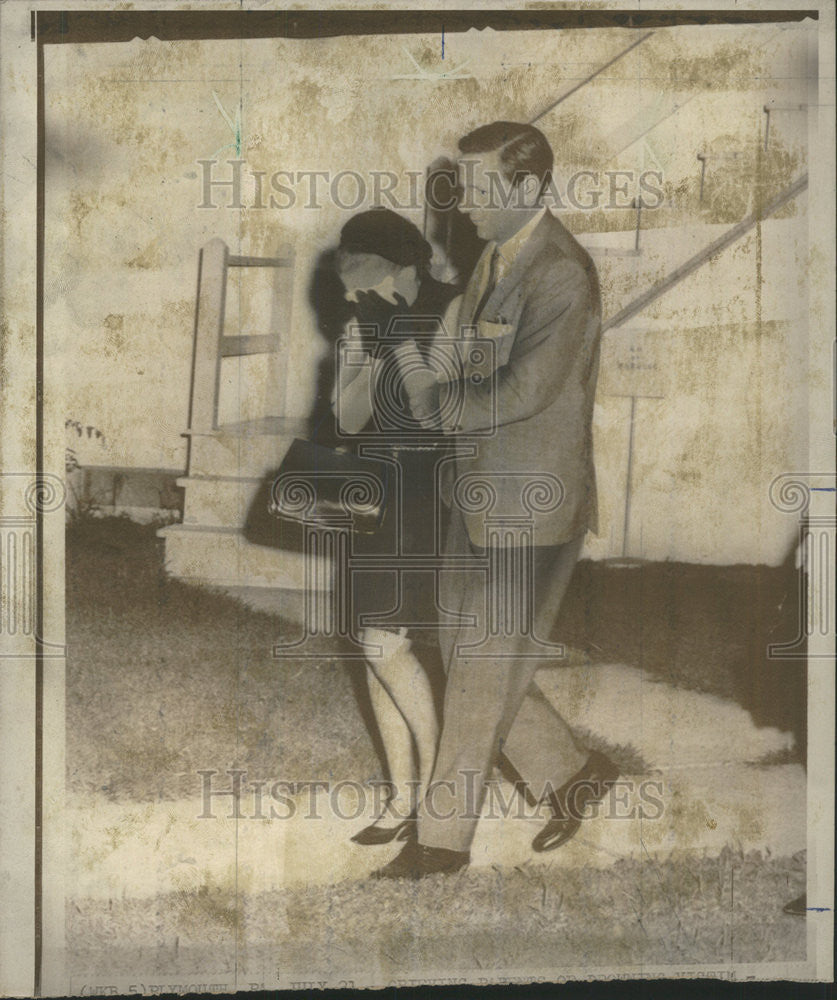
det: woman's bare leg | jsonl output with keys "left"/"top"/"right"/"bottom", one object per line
{"left": 364, "top": 663, "right": 415, "bottom": 821}
{"left": 362, "top": 628, "right": 439, "bottom": 801}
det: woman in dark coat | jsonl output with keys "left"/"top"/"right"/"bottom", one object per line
{"left": 331, "top": 209, "right": 462, "bottom": 843}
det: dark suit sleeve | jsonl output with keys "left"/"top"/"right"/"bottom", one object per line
{"left": 453, "top": 254, "right": 598, "bottom": 434}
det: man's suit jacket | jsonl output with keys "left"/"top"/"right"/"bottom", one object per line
{"left": 450, "top": 210, "right": 602, "bottom": 548}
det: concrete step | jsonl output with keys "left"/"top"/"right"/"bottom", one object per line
{"left": 188, "top": 433, "right": 292, "bottom": 479}
{"left": 158, "top": 523, "right": 331, "bottom": 591}
{"left": 185, "top": 416, "right": 307, "bottom": 478}
{"left": 179, "top": 474, "right": 263, "bottom": 529}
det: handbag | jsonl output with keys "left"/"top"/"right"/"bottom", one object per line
{"left": 243, "top": 438, "right": 392, "bottom": 548}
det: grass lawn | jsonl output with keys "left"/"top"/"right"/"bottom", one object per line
{"left": 65, "top": 517, "right": 808, "bottom": 979}
{"left": 66, "top": 517, "right": 379, "bottom": 802}
{"left": 68, "top": 849, "right": 807, "bottom": 981}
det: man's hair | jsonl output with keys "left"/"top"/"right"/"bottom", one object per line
{"left": 457, "top": 121, "right": 554, "bottom": 196}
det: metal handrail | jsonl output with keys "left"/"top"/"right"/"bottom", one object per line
{"left": 603, "top": 173, "right": 808, "bottom": 333}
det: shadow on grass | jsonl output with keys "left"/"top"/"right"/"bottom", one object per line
{"left": 66, "top": 518, "right": 806, "bottom": 803}
{"left": 65, "top": 518, "right": 809, "bottom": 979}
{"left": 555, "top": 556, "right": 806, "bottom": 750}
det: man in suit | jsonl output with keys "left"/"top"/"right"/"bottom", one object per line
{"left": 375, "top": 122, "right": 618, "bottom": 879}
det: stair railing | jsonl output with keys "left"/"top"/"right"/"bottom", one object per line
{"left": 188, "top": 237, "right": 295, "bottom": 433}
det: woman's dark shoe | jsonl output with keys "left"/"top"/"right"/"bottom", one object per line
{"left": 350, "top": 811, "right": 416, "bottom": 846}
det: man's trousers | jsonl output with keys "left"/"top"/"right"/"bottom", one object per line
{"left": 417, "top": 504, "right": 588, "bottom": 853}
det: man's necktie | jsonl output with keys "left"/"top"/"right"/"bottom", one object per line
{"left": 471, "top": 244, "right": 500, "bottom": 324}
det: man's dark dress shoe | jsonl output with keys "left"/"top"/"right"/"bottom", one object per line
{"left": 532, "top": 750, "right": 619, "bottom": 853}
{"left": 350, "top": 813, "right": 416, "bottom": 846}
{"left": 783, "top": 893, "right": 807, "bottom": 916}
{"left": 372, "top": 841, "right": 469, "bottom": 879}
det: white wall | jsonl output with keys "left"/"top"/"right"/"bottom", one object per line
{"left": 43, "top": 23, "right": 814, "bottom": 564}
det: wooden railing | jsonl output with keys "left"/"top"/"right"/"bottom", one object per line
{"left": 188, "top": 237, "right": 295, "bottom": 432}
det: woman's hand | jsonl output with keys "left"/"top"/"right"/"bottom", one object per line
{"left": 352, "top": 290, "right": 409, "bottom": 350}
{"left": 389, "top": 342, "right": 442, "bottom": 429}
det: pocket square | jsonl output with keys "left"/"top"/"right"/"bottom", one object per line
{"left": 474, "top": 319, "right": 516, "bottom": 369}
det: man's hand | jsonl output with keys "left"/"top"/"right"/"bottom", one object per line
{"left": 390, "top": 341, "right": 442, "bottom": 429}
{"left": 404, "top": 371, "right": 442, "bottom": 429}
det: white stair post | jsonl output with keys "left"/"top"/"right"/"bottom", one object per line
{"left": 189, "top": 237, "right": 228, "bottom": 433}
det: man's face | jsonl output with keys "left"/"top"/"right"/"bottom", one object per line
{"left": 456, "top": 151, "right": 533, "bottom": 245}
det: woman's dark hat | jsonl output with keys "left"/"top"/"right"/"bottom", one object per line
{"left": 339, "top": 209, "right": 432, "bottom": 268}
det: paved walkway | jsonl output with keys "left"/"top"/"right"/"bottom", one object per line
{"left": 66, "top": 665, "right": 804, "bottom": 900}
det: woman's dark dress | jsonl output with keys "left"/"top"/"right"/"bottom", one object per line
{"left": 346, "top": 276, "right": 460, "bottom": 646}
